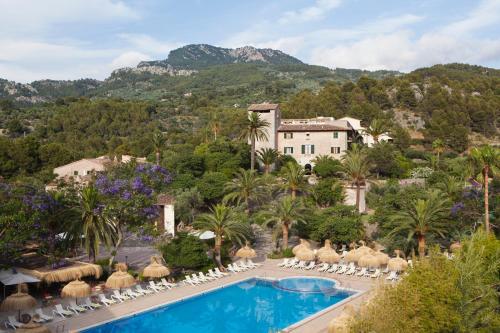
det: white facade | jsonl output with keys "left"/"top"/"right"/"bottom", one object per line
{"left": 53, "top": 158, "right": 109, "bottom": 180}
{"left": 338, "top": 116, "right": 391, "bottom": 148}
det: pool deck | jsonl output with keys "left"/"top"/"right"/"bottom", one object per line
{"left": 16, "top": 260, "right": 380, "bottom": 333}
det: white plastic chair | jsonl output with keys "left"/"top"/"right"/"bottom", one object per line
{"left": 53, "top": 304, "right": 73, "bottom": 317}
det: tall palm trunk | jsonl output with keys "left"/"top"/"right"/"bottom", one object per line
{"left": 417, "top": 234, "right": 426, "bottom": 258}
{"left": 155, "top": 150, "right": 160, "bottom": 165}
{"left": 484, "top": 166, "right": 490, "bottom": 233}
{"left": 291, "top": 188, "right": 296, "bottom": 199}
{"left": 250, "top": 136, "right": 256, "bottom": 170}
{"left": 355, "top": 183, "right": 361, "bottom": 212}
{"left": 264, "top": 164, "right": 270, "bottom": 174}
{"left": 215, "top": 236, "right": 223, "bottom": 269}
{"left": 281, "top": 223, "right": 289, "bottom": 250}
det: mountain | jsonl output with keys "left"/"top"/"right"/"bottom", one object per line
{"left": 138, "top": 44, "right": 304, "bottom": 70}
{"left": 0, "top": 44, "right": 401, "bottom": 105}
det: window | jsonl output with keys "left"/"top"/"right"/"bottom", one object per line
{"left": 301, "top": 144, "right": 315, "bottom": 155}
{"left": 331, "top": 147, "right": 341, "bottom": 154}
{"left": 284, "top": 132, "right": 293, "bottom": 139}
{"left": 333, "top": 131, "right": 339, "bottom": 139}
{"left": 284, "top": 147, "right": 294, "bottom": 154}
{"left": 73, "top": 170, "right": 79, "bottom": 176}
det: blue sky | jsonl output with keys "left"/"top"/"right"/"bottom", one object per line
{"left": 1, "top": 0, "right": 499, "bottom": 82}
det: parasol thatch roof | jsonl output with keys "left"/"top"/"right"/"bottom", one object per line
{"left": 374, "top": 250, "right": 390, "bottom": 266}
{"left": 235, "top": 244, "right": 257, "bottom": 259}
{"left": 17, "top": 317, "right": 51, "bottom": 333}
{"left": 292, "top": 239, "right": 311, "bottom": 255}
{"left": 106, "top": 263, "right": 135, "bottom": 289}
{"left": 17, "top": 261, "right": 102, "bottom": 284}
{"left": 61, "top": 279, "right": 91, "bottom": 299}
{"left": 143, "top": 256, "right": 170, "bottom": 278}
{"left": 296, "top": 247, "right": 316, "bottom": 261}
{"left": 387, "top": 250, "right": 408, "bottom": 272}
{"left": 358, "top": 253, "right": 380, "bottom": 268}
{"left": 0, "top": 285, "right": 37, "bottom": 312}
{"left": 344, "top": 242, "right": 374, "bottom": 263}
{"left": 317, "top": 240, "right": 340, "bottom": 263}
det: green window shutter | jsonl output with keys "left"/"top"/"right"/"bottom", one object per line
{"left": 311, "top": 145, "right": 315, "bottom": 154}
{"left": 301, "top": 145, "right": 305, "bottom": 154}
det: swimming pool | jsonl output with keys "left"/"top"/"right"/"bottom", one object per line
{"left": 82, "top": 277, "right": 356, "bottom": 333}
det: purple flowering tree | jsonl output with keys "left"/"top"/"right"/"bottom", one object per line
{"left": 94, "top": 162, "right": 172, "bottom": 266}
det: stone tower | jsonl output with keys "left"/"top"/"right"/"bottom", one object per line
{"left": 247, "top": 103, "right": 281, "bottom": 151}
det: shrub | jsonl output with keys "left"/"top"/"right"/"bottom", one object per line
{"left": 158, "top": 232, "right": 213, "bottom": 271}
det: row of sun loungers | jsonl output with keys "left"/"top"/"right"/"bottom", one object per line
{"left": 3, "top": 278, "right": 179, "bottom": 329}
{"left": 277, "top": 258, "right": 400, "bottom": 281}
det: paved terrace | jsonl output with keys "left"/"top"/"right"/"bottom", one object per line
{"left": 8, "top": 260, "right": 381, "bottom": 333}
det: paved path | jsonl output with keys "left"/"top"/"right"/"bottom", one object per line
{"left": 35, "top": 259, "right": 381, "bottom": 333}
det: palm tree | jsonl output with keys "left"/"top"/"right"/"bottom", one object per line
{"left": 194, "top": 204, "right": 249, "bottom": 268}
{"left": 263, "top": 196, "right": 305, "bottom": 250}
{"left": 470, "top": 145, "right": 500, "bottom": 234}
{"left": 364, "top": 119, "right": 388, "bottom": 143}
{"left": 341, "top": 144, "right": 371, "bottom": 211}
{"left": 152, "top": 131, "right": 166, "bottom": 165}
{"left": 432, "top": 139, "right": 446, "bottom": 169}
{"left": 389, "top": 190, "right": 451, "bottom": 257}
{"left": 240, "top": 112, "right": 270, "bottom": 170}
{"left": 77, "top": 186, "right": 117, "bottom": 263}
{"left": 257, "top": 148, "right": 279, "bottom": 174}
{"left": 435, "top": 174, "right": 463, "bottom": 200}
{"left": 223, "top": 168, "right": 265, "bottom": 214}
{"left": 281, "top": 162, "right": 306, "bottom": 199}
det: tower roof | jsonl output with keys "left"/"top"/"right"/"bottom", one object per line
{"left": 247, "top": 103, "right": 279, "bottom": 111}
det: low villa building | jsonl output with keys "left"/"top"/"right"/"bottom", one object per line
{"left": 248, "top": 103, "right": 390, "bottom": 170}
{"left": 50, "top": 155, "right": 146, "bottom": 187}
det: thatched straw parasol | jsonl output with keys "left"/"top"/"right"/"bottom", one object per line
{"left": 105, "top": 263, "right": 135, "bottom": 290}
{"left": 0, "top": 284, "right": 37, "bottom": 319}
{"left": 235, "top": 244, "right": 257, "bottom": 259}
{"left": 327, "top": 305, "right": 354, "bottom": 333}
{"left": 318, "top": 240, "right": 341, "bottom": 264}
{"left": 387, "top": 250, "right": 408, "bottom": 272}
{"left": 61, "top": 278, "right": 91, "bottom": 303}
{"left": 374, "top": 250, "right": 390, "bottom": 266}
{"left": 296, "top": 247, "right": 316, "bottom": 261}
{"left": 450, "top": 242, "right": 462, "bottom": 252}
{"left": 358, "top": 253, "right": 380, "bottom": 268}
{"left": 292, "top": 239, "right": 311, "bottom": 255}
{"left": 143, "top": 256, "right": 170, "bottom": 279}
{"left": 344, "top": 241, "right": 374, "bottom": 263}
{"left": 17, "top": 316, "right": 51, "bottom": 333}
{"left": 17, "top": 262, "right": 102, "bottom": 284}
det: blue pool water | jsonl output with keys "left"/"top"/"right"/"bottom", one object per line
{"left": 82, "top": 277, "right": 355, "bottom": 333}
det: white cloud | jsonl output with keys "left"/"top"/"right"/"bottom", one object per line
{"left": 117, "top": 34, "right": 182, "bottom": 57}
{"left": 279, "top": 0, "right": 342, "bottom": 24}
{"left": 309, "top": 1, "right": 500, "bottom": 71}
{"left": 110, "top": 51, "right": 151, "bottom": 69}
{"left": 0, "top": 0, "right": 139, "bottom": 37}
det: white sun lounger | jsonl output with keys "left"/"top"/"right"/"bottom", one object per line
{"left": 35, "top": 308, "right": 54, "bottom": 322}
{"left": 111, "top": 290, "right": 130, "bottom": 302}
{"left": 285, "top": 259, "right": 298, "bottom": 268}
{"left": 304, "top": 262, "right": 316, "bottom": 270}
{"left": 98, "top": 294, "right": 116, "bottom": 307}
{"left": 293, "top": 261, "right": 307, "bottom": 269}
{"left": 5, "top": 316, "right": 23, "bottom": 329}
{"left": 148, "top": 280, "right": 165, "bottom": 292}
{"left": 199, "top": 272, "right": 215, "bottom": 282}
{"left": 196, "top": 272, "right": 210, "bottom": 282}
{"left": 356, "top": 267, "right": 367, "bottom": 277}
{"left": 317, "top": 263, "right": 329, "bottom": 272}
{"left": 345, "top": 266, "right": 357, "bottom": 275}
{"left": 336, "top": 265, "right": 348, "bottom": 274}
{"left": 238, "top": 262, "right": 252, "bottom": 270}
{"left": 160, "top": 278, "right": 177, "bottom": 288}
{"left": 227, "top": 264, "right": 239, "bottom": 273}
{"left": 136, "top": 285, "right": 153, "bottom": 295}
{"left": 68, "top": 300, "right": 86, "bottom": 314}
{"left": 208, "top": 269, "right": 222, "bottom": 279}
{"left": 370, "top": 269, "right": 381, "bottom": 278}
{"left": 327, "top": 264, "right": 339, "bottom": 273}
{"left": 215, "top": 267, "right": 229, "bottom": 276}
{"left": 125, "top": 288, "right": 142, "bottom": 299}
{"left": 386, "top": 271, "right": 398, "bottom": 281}
{"left": 53, "top": 304, "right": 73, "bottom": 317}
{"left": 82, "top": 297, "right": 102, "bottom": 310}
{"left": 182, "top": 276, "right": 198, "bottom": 286}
